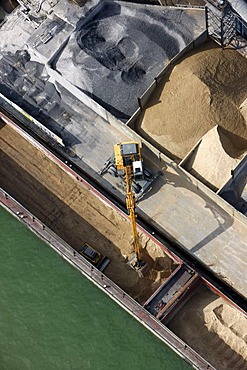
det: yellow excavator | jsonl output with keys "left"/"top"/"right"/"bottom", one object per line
{"left": 113, "top": 141, "right": 147, "bottom": 272}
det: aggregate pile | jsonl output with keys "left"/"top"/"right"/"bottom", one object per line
{"left": 55, "top": 1, "right": 205, "bottom": 120}
{"left": 184, "top": 126, "right": 246, "bottom": 190}
{"left": 168, "top": 285, "right": 247, "bottom": 370}
{"left": 0, "top": 122, "right": 177, "bottom": 304}
{"left": 139, "top": 41, "right": 247, "bottom": 161}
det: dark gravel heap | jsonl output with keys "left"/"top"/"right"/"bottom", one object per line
{"left": 55, "top": 1, "right": 205, "bottom": 121}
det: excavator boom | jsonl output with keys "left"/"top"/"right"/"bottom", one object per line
{"left": 125, "top": 165, "right": 141, "bottom": 261}
{"left": 114, "top": 141, "right": 143, "bottom": 266}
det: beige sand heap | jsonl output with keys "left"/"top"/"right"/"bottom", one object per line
{"left": 183, "top": 125, "right": 247, "bottom": 190}
{"left": 139, "top": 41, "right": 247, "bottom": 160}
{"left": 168, "top": 285, "right": 247, "bottom": 370}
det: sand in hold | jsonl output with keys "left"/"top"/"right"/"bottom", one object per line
{"left": 183, "top": 125, "right": 246, "bottom": 190}
{"left": 138, "top": 40, "right": 247, "bottom": 161}
{"left": 168, "top": 285, "right": 247, "bottom": 370}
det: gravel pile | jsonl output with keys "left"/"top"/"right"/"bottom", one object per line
{"left": 55, "top": 2, "right": 205, "bottom": 120}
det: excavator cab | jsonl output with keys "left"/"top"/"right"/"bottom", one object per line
{"left": 132, "top": 160, "right": 143, "bottom": 181}
{"left": 114, "top": 142, "right": 143, "bottom": 174}
{"left": 118, "top": 143, "right": 143, "bottom": 181}
{"left": 120, "top": 142, "right": 139, "bottom": 156}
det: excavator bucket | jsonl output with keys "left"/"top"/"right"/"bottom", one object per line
{"left": 127, "top": 255, "right": 149, "bottom": 277}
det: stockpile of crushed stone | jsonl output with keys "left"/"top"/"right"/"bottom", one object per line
{"left": 168, "top": 285, "right": 247, "bottom": 370}
{"left": 139, "top": 41, "right": 247, "bottom": 160}
{"left": 55, "top": 2, "right": 205, "bottom": 120}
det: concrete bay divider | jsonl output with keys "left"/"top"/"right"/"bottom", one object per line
{"left": 177, "top": 160, "right": 247, "bottom": 227}
{"left": 218, "top": 155, "right": 247, "bottom": 195}
{"left": 180, "top": 133, "right": 247, "bottom": 214}
{"left": 180, "top": 136, "right": 247, "bottom": 226}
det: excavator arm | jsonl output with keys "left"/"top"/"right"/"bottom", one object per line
{"left": 113, "top": 141, "right": 148, "bottom": 273}
{"left": 125, "top": 164, "right": 141, "bottom": 263}
{"left": 113, "top": 141, "right": 144, "bottom": 267}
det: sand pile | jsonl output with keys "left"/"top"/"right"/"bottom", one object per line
{"left": 168, "top": 285, "right": 247, "bottom": 370}
{"left": 0, "top": 123, "right": 177, "bottom": 304}
{"left": 183, "top": 125, "right": 246, "bottom": 190}
{"left": 139, "top": 41, "right": 247, "bottom": 160}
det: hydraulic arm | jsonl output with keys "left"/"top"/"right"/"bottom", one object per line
{"left": 113, "top": 141, "right": 143, "bottom": 266}
{"left": 125, "top": 164, "right": 141, "bottom": 263}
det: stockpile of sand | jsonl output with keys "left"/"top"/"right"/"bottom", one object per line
{"left": 183, "top": 125, "right": 246, "bottom": 190}
{"left": 168, "top": 285, "right": 247, "bottom": 369}
{"left": 139, "top": 41, "right": 247, "bottom": 160}
{"left": 240, "top": 97, "right": 247, "bottom": 121}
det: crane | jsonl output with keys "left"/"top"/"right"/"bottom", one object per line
{"left": 114, "top": 141, "right": 145, "bottom": 269}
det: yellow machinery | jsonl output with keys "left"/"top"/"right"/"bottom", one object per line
{"left": 99, "top": 140, "right": 161, "bottom": 273}
{"left": 114, "top": 141, "right": 144, "bottom": 268}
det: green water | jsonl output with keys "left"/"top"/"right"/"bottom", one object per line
{"left": 0, "top": 206, "right": 191, "bottom": 370}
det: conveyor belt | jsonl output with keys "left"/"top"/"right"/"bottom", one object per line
{"left": 0, "top": 104, "right": 246, "bottom": 314}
